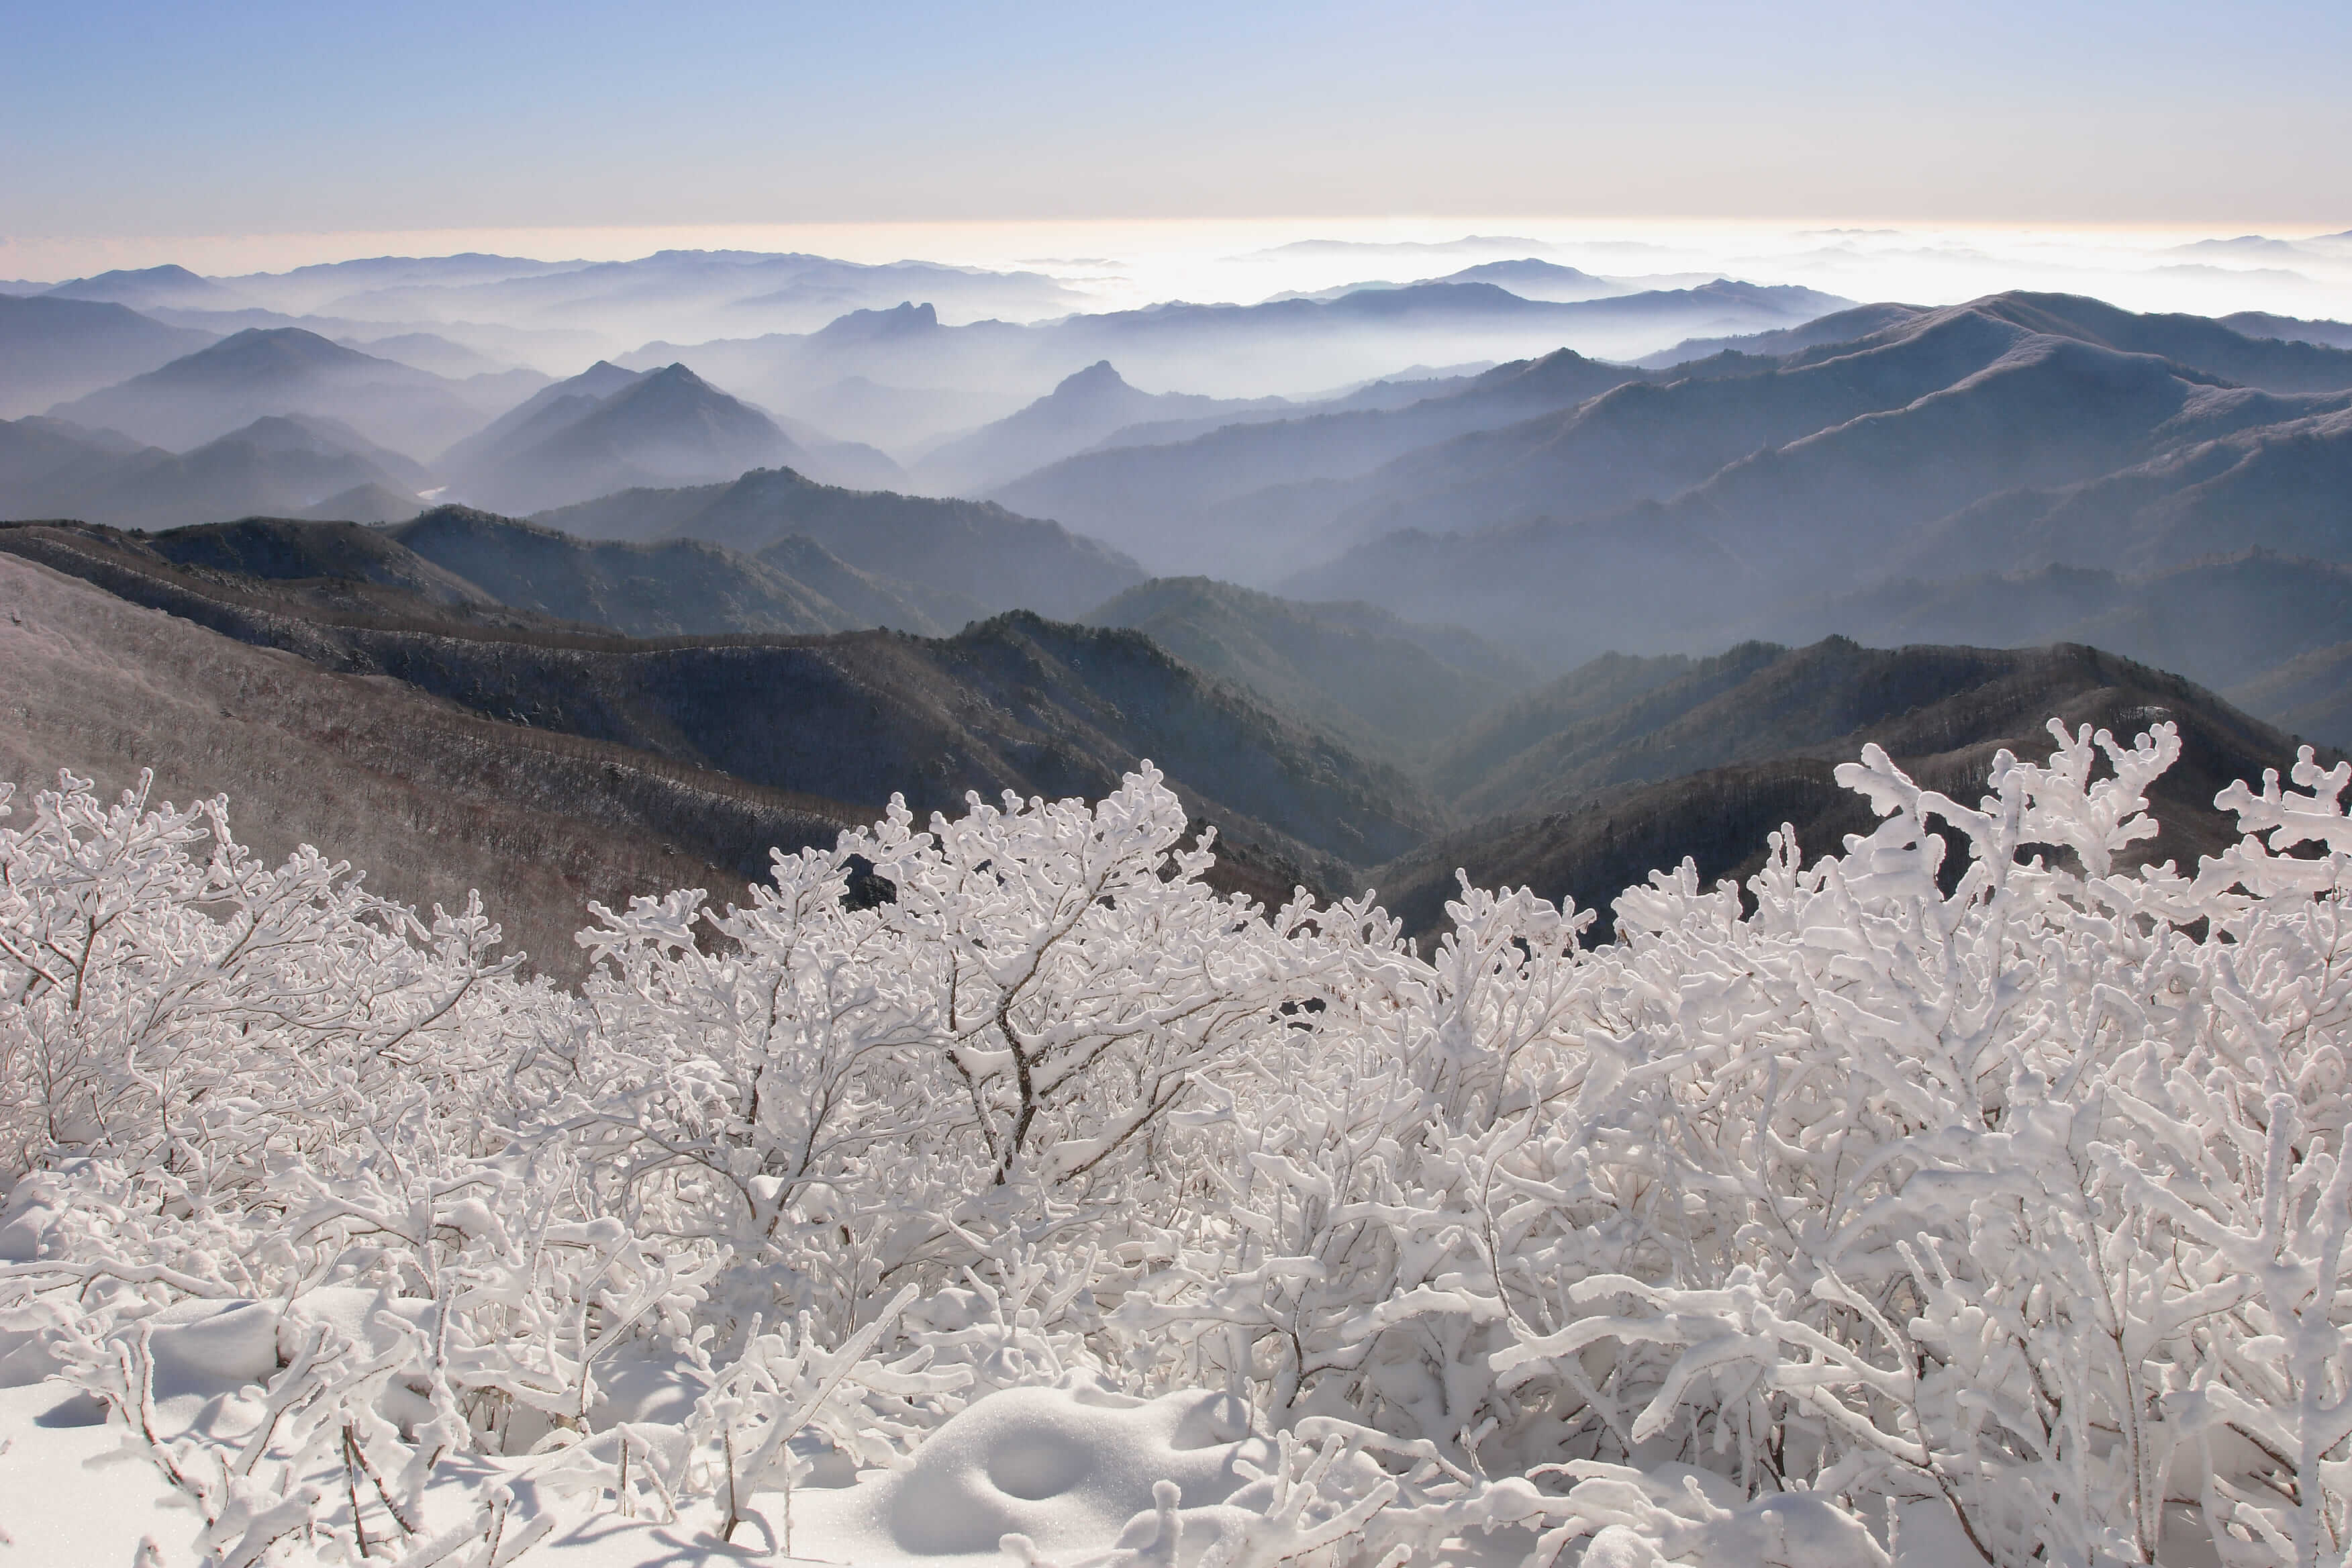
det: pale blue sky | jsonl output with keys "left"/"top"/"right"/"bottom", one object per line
{"left": 5, "top": 0, "right": 2347, "bottom": 242}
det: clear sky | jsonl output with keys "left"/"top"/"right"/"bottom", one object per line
{"left": 5, "top": 0, "right": 2347, "bottom": 248}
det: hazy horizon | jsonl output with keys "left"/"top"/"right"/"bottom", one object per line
{"left": 10, "top": 217, "right": 2352, "bottom": 328}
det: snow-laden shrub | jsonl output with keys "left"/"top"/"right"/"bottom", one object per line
{"left": 2, "top": 725, "right": 2350, "bottom": 1567}
{"left": 0, "top": 771, "right": 534, "bottom": 1191}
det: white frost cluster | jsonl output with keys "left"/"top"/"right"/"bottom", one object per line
{"left": 3, "top": 722, "right": 2352, "bottom": 1568}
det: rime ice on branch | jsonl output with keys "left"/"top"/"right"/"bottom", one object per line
{"left": 3, "top": 720, "right": 2352, "bottom": 1567}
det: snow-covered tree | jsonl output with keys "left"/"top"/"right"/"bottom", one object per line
{"left": 5, "top": 724, "right": 2351, "bottom": 1567}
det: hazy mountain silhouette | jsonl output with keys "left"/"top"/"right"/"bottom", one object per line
{"left": 622, "top": 279, "right": 1853, "bottom": 422}
{"left": 1752, "top": 552, "right": 2352, "bottom": 705}
{"left": 1634, "top": 303, "right": 1928, "bottom": 366}
{"left": 1267, "top": 261, "right": 1642, "bottom": 306}
{"left": 988, "top": 348, "right": 1653, "bottom": 577}
{"left": 335, "top": 331, "right": 518, "bottom": 379}
{"left": 1332, "top": 303, "right": 2152, "bottom": 542}
{"left": 1079, "top": 576, "right": 1536, "bottom": 761}
{"left": 1636, "top": 295, "right": 2352, "bottom": 389}
{"left": 1945, "top": 293, "right": 2352, "bottom": 393}
{"left": 217, "top": 253, "right": 595, "bottom": 317}
{"left": 764, "top": 374, "right": 1023, "bottom": 453}
{"left": 442, "top": 360, "right": 900, "bottom": 507}
{"left": 912, "top": 362, "right": 1287, "bottom": 494}
{"left": 0, "top": 294, "right": 218, "bottom": 416}
{"left": 50, "top": 328, "right": 491, "bottom": 456}
{"left": 1284, "top": 294, "right": 2352, "bottom": 667}
{"left": 299, "top": 482, "right": 428, "bottom": 524}
{"left": 322, "top": 251, "right": 1087, "bottom": 352}
{"left": 438, "top": 360, "right": 645, "bottom": 465}
{"left": 2219, "top": 312, "right": 2352, "bottom": 352}
{"left": 1429, "top": 260, "right": 1628, "bottom": 301}
{"left": 2226, "top": 642, "right": 2352, "bottom": 748}
{"left": 44, "top": 264, "right": 251, "bottom": 312}
{"left": 1902, "top": 405, "right": 2352, "bottom": 577}
{"left": 0, "top": 413, "right": 429, "bottom": 530}
{"left": 1076, "top": 369, "right": 1491, "bottom": 456}
{"left": 437, "top": 361, "right": 803, "bottom": 512}
{"left": 537, "top": 465, "right": 1145, "bottom": 620}
{"left": 0, "top": 416, "right": 148, "bottom": 501}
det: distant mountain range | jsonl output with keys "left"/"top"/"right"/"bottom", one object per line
{"left": 620, "top": 279, "right": 1854, "bottom": 430}
{"left": 0, "top": 413, "right": 429, "bottom": 531}
{"left": 1279, "top": 291, "right": 2352, "bottom": 666}
{"left": 308, "top": 249, "right": 1091, "bottom": 344}
{"left": 42, "top": 262, "right": 254, "bottom": 312}
{"left": 2218, "top": 311, "right": 2352, "bottom": 350}
{"left": 49, "top": 327, "right": 503, "bottom": 456}
{"left": 0, "top": 293, "right": 217, "bottom": 415}
{"left": 434, "top": 360, "right": 871, "bottom": 512}
{"left": 910, "top": 361, "right": 1290, "bottom": 495}
{"left": 988, "top": 347, "right": 1657, "bottom": 577}
{"left": 10, "top": 258, "right": 2352, "bottom": 953}
{"left": 1747, "top": 550, "right": 2352, "bottom": 711}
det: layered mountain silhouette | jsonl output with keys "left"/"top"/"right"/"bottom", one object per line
{"left": 912, "top": 362, "right": 1288, "bottom": 495}
{"left": 536, "top": 466, "right": 1145, "bottom": 620}
{"left": 1750, "top": 551, "right": 2352, "bottom": 734}
{"left": 1899, "top": 405, "right": 2352, "bottom": 579}
{"left": 440, "top": 360, "right": 899, "bottom": 511}
{"left": 1282, "top": 293, "right": 2352, "bottom": 665}
{"left": 8, "top": 256, "right": 2349, "bottom": 991}
{"left": 215, "top": 252, "right": 595, "bottom": 317}
{"left": 0, "top": 416, "right": 148, "bottom": 501}
{"left": 0, "top": 413, "right": 428, "bottom": 530}
{"left": 2228, "top": 643, "right": 2352, "bottom": 748}
{"left": 988, "top": 348, "right": 1656, "bottom": 577}
{"left": 1428, "top": 260, "right": 1630, "bottom": 301}
{"left": 49, "top": 328, "right": 493, "bottom": 456}
{"left": 620, "top": 279, "right": 1853, "bottom": 430}
{"left": 440, "top": 362, "right": 798, "bottom": 511}
{"left": 301, "top": 482, "right": 427, "bottom": 524}
{"left": 2220, "top": 312, "right": 2352, "bottom": 351}
{"left": 323, "top": 251, "right": 1087, "bottom": 346}
{"left": 0, "top": 293, "right": 217, "bottom": 416}
{"left": 44, "top": 264, "right": 252, "bottom": 312}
